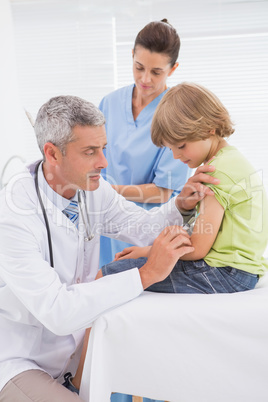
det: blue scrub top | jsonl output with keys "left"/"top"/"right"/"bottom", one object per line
{"left": 99, "top": 84, "right": 190, "bottom": 266}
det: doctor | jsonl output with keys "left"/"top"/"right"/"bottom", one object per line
{"left": 0, "top": 95, "right": 218, "bottom": 401}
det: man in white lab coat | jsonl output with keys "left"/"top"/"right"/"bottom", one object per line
{"left": 0, "top": 95, "right": 218, "bottom": 401}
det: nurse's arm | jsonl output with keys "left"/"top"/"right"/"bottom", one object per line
{"left": 111, "top": 183, "right": 173, "bottom": 204}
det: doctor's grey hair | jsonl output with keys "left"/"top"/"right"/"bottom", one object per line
{"left": 34, "top": 95, "right": 105, "bottom": 158}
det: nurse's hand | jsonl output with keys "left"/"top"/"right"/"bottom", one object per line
{"left": 176, "top": 164, "right": 220, "bottom": 212}
{"left": 139, "top": 226, "right": 194, "bottom": 290}
{"left": 114, "top": 246, "right": 151, "bottom": 261}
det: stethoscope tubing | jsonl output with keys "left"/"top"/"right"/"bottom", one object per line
{"left": 34, "top": 161, "right": 54, "bottom": 267}
{"left": 34, "top": 161, "right": 94, "bottom": 268}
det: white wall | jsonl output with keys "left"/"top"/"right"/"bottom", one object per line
{"left": 3, "top": 0, "right": 268, "bottom": 198}
{"left": 0, "top": 0, "right": 29, "bottom": 188}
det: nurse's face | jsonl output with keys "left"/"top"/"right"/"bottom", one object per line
{"left": 132, "top": 45, "right": 178, "bottom": 100}
{"left": 54, "top": 125, "right": 108, "bottom": 199}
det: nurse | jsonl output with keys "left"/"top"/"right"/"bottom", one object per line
{"left": 100, "top": 19, "right": 190, "bottom": 268}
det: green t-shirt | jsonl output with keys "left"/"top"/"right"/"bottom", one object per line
{"left": 204, "top": 146, "right": 268, "bottom": 276}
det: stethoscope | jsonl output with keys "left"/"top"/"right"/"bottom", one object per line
{"left": 34, "top": 161, "right": 94, "bottom": 268}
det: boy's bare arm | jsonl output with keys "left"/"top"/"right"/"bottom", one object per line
{"left": 180, "top": 194, "right": 224, "bottom": 261}
{"left": 175, "top": 164, "right": 220, "bottom": 213}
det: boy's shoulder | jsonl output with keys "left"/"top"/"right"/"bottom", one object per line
{"left": 206, "top": 145, "right": 265, "bottom": 201}
{"left": 209, "top": 145, "right": 241, "bottom": 165}
{"left": 208, "top": 146, "right": 254, "bottom": 179}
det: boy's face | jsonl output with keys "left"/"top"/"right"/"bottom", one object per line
{"left": 163, "top": 138, "right": 215, "bottom": 169}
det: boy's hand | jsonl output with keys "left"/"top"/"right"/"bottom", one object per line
{"left": 176, "top": 164, "right": 220, "bottom": 212}
{"left": 114, "top": 246, "right": 151, "bottom": 261}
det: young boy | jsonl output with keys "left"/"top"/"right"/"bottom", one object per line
{"left": 101, "top": 82, "right": 268, "bottom": 294}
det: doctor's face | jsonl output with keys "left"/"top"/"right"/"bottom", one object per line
{"left": 56, "top": 124, "right": 108, "bottom": 198}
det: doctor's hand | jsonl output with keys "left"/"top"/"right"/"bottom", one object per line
{"left": 139, "top": 226, "right": 194, "bottom": 290}
{"left": 114, "top": 246, "right": 152, "bottom": 261}
{"left": 176, "top": 164, "right": 220, "bottom": 213}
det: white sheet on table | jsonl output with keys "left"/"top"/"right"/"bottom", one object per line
{"left": 80, "top": 273, "right": 268, "bottom": 402}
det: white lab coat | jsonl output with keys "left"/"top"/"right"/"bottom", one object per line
{"left": 0, "top": 161, "right": 182, "bottom": 391}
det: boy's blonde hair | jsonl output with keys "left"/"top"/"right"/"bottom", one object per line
{"left": 151, "top": 82, "right": 234, "bottom": 147}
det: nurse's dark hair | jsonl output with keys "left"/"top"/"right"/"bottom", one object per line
{"left": 34, "top": 95, "right": 105, "bottom": 158}
{"left": 134, "top": 19, "right": 180, "bottom": 67}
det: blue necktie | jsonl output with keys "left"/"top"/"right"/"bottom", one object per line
{"left": 62, "top": 200, "right": 79, "bottom": 228}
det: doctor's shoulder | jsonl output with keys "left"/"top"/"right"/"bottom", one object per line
{"left": 1, "top": 169, "right": 39, "bottom": 220}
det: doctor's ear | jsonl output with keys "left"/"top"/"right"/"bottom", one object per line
{"left": 43, "top": 142, "right": 62, "bottom": 166}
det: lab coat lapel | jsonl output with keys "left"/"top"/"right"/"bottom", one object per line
{"left": 38, "top": 187, "right": 76, "bottom": 230}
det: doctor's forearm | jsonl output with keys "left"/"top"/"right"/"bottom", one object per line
{"left": 111, "top": 183, "right": 173, "bottom": 203}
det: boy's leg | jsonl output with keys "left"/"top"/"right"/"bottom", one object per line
{"left": 166, "top": 259, "right": 258, "bottom": 294}
{"left": 102, "top": 257, "right": 148, "bottom": 276}
{"left": 102, "top": 257, "right": 176, "bottom": 293}
{"left": 0, "top": 370, "right": 83, "bottom": 402}
{"left": 101, "top": 258, "right": 258, "bottom": 294}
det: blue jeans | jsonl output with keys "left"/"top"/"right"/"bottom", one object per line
{"left": 102, "top": 257, "right": 258, "bottom": 294}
